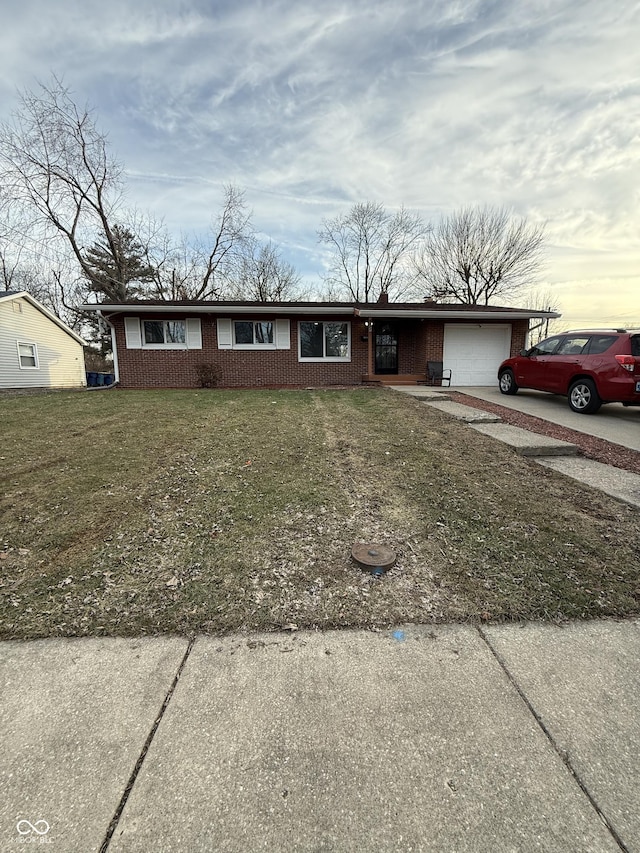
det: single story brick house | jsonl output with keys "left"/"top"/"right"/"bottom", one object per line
{"left": 84, "top": 298, "right": 559, "bottom": 389}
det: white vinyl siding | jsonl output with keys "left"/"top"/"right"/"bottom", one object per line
{"left": 443, "top": 324, "right": 512, "bottom": 386}
{"left": 124, "top": 317, "right": 202, "bottom": 350}
{"left": 0, "top": 297, "right": 85, "bottom": 389}
{"left": 217, "top": 318, "right": 290, "bottom": 350}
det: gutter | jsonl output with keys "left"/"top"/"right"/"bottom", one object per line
{"left": 355, "top": 308, "right": 561, "bottom": 320}
{"left": 91, "top": 310, "right": 119, "bottom": 387}
{"left": 83, "top": 303, "right": 561, "bottom": 322}
{"left": 84, "top": 304, "right": 354, "bottom": 317}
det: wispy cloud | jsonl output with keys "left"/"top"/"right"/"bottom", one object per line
{"left": 0, "top": 0, "right": 639, "bottom": 320}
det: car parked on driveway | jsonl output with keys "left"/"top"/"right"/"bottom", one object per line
{"left": 498, "top": 329, "right": 640, "bottom": 413}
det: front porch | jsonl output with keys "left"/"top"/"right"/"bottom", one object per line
{"left": 362, "top": 373, "right": 428, "bottom": 386}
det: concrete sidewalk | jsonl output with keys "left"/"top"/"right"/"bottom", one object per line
{"left": 2, "top": 621, "right": 639, "bottom": 852}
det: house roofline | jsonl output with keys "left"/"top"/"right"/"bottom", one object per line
{"left": 84, "top": 301, "right": 561, "bottom": 321}
{"left": 88, "top": 304, "right": 354, "bottom": 316}
{"left": 355, "top": 308, "right": 561, "bottom": 320}
{"left": 2, "top": 291, "right": 88, "bottom": 345}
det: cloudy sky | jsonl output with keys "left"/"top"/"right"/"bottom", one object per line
{"left": 1, "top": 0, "right": 638, "bottom": 326}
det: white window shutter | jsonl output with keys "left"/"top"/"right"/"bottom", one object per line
{"left": 124, "top": 317, "right": 142, "bottom": 349}
{"left": 217, "top": 318, "right": 233, "bottom": 349}
{"left": 185, "top": 318, "right": 202, "bottom": 349}
{"left": 275, "top": 319, "right": 290, "bottom": 349}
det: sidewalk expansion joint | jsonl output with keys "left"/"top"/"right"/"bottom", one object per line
{"left": 99, "top": 636, "right": 196, "bottom": 852}
{"left": 477, "top": 626, "right": 630, "bottom": 853}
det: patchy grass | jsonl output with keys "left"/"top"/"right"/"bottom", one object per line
{"left": 1, "top": 388, "right": 639, "bottom": 639}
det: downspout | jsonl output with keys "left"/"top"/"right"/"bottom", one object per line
{"left": 97, "top": 311, "right": 120, "bottom": 387}
{"left": 526, "top": 317, "right": 547, "bottom": 349}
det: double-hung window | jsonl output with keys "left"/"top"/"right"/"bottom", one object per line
{"left": 143, "top": 320, "right": 186, "bottom": 346}
{"left": 17, "top": 341, "right": 38, "bottom": 369}
{"left": 234, "top": 321, "right": 275, "bottom": 347}
{"left": 298, "top": 322, "right": 350, "bottom": 361}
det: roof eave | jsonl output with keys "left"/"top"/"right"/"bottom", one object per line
{"left": 84, "top": 304, "right": 355, "bottom": 316}
{"left": 84, "top": 303, "right": 561, "bottom": 321}
{"left": 355, "top": 308, "right": 562, "bottom": 320}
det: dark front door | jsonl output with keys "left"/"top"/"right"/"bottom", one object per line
{"left": 375, "top": 322, "right": 399, "bottom": 374}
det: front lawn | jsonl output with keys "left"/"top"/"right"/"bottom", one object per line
{"left": 1, "top": 388, "right": 638, "bottom": 639}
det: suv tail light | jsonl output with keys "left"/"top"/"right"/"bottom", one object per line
{"left": 615, "top": 354, "right": 636, "bottom": 373}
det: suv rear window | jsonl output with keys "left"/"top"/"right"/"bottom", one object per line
{"left": 587, "top": 335, "right": 617, "bottom": 354}
{"left": 557, "top": 336, "right": 589, "bottom": 355}
{"left": 631, "top": 335, "right": 640, "bottom": 357}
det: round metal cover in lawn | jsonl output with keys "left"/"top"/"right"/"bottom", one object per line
{"left": 351, "top": 543, "right": 396, "bottom": 574}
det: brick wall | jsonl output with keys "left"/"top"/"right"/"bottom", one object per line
{"left": 111, "top": 313, "right": 532, "bottom": 388}
{"left": 112, "top": 314, "right": 371, "bottom": 388}
{"left": 510, "top": 321, "right": 529, "bottom": 356}
{"left": 424, "top": 321, "right": 445, "bottom": 363}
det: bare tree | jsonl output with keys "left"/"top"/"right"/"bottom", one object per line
{"left": 228, "top": 239, "right": 302, "bottom": 301}
{"left": 134, "top": 185, "right": 254, "bottom": 301}
{"left": 0, "top": 76, "right": 128, "bottom": 297}
{"left": 414, "top": 206, "right": 546, "bottom": 305}
{"left": 182, "top": 184, "right": 252, "bottom": 300}
{"left": 523, "top": 287, "right": 563, "bottom": 344}
{"left": 318, "top": 202, "right": 427, "bottom": 302}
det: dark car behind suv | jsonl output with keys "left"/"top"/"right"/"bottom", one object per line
{"left": 498, "top": 329, "right": 640, "bottom": 413}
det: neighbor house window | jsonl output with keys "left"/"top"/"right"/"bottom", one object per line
{"left": 233, "top": 321, "right": 275, "bottom": 347}
{"left": 17, "top": 341, "right": 38, "bottom": 369}
{"left": 299, "top": 322, "right": 350, "bottom": 361}
{"left": 143, "top": 320, "right": 186, "bottom": 345}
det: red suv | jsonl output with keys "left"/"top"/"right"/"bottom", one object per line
{"left": 498, "top": 329, "right": 640, "bottom": 413}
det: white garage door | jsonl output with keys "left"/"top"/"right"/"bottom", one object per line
{"left": 443, "top": 324, "right": 512, "bottom": 386}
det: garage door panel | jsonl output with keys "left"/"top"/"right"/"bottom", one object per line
{"left": 443, "top": 324, "right": 511, "bottom": 386}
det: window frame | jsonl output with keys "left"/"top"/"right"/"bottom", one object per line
{"left": 141, "top": 319, "right": 187, "bottom": 349}
{"left": 529, "top": 336, "right": 563, "bottom": 356}
{"left": 586, "top": 335, "right": 617, "bottom": 355}
{"left": 17, "top": 340, "right": 39, "bottom": 369}
{"left": 232, "top": 320, "right": 276, "bottom": 349}
{"left": 298, "top": 321, "right": 351, "bottom": 362}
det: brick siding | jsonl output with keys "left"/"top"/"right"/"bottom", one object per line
{"left": 510, "top": 321, "right": 529, "bottom": 356}
{"left": 111, "top": 313, "right": 531, "bottom": 388}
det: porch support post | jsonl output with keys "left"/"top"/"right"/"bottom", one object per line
{"left": 367, "top": 321, "right": 374, "bottom": 377}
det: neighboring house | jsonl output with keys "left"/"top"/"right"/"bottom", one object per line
{"left": 84, "top": 297, "right": 559, "bottom": 389}
{"left": 0, "top": 291, "right": 87, "bottom": 390}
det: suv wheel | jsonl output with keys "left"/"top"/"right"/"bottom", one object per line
{"left": 568, "top": 379, "right": 602, "bottom": 414}
{"left": 499, "top": 369, "right": 519, "bottom": 395}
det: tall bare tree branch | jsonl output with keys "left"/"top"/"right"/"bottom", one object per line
{"left": 0, "top": 75, "right": 127, "bottom": 295}
{"left": 318, "top": 202, "right": 427, "bottom": 302}
{"left": 414, "top": 206, "right": 546, "bottom": 305}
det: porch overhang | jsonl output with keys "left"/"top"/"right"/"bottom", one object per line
{"left": 355, "top": 308, "right": 561, "bottom": 320}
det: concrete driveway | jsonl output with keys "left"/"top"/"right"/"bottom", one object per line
{"left": 455, "top": 386, "right": 640, "bottom": 452}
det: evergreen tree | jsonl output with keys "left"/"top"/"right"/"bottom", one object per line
{"left": 82, "top": 225, "right": 156, "bottom": 301}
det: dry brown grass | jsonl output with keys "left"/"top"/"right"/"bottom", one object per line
{"left": 1, "top": 388, "right": 639, "bottom": 639}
